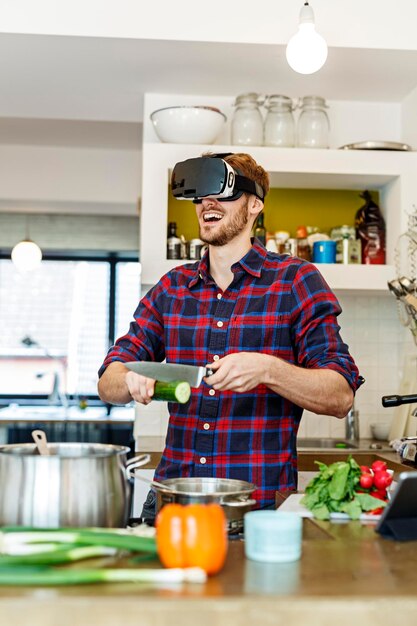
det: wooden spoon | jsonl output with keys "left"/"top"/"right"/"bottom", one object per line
{"left": 31, "top": 429, "right": 50, "bottom": 456}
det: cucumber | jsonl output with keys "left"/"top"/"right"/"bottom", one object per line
{"left": 153, "top": 380, "right": 191, "bottom": 403}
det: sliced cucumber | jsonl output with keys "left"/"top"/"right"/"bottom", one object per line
{"left": 153, "top": 380, "right": 191, "bottom": 404}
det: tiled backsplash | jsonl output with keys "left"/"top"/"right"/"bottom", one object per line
{"left": 300, "top": 293, "right": 414, "bottom": 439}
{"left": 134, "top": 293, "right": 415, "bottom": 441}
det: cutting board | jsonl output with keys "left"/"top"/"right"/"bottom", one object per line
{"left": 277, "top": 493, "right": 381, "bottom": 522}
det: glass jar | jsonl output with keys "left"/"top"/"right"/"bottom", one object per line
{"left": 297, "top": 96, "right": 330, "bottom": 149}
{"left": 264, "top": 95, "right": 295, "bottom": 147}
{"left": 231, "top": 93, "right": 264, "bottom": 146}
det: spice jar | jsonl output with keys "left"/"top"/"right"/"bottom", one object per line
{"left": 231, "top": 93, "right": 264, "bottom": 146}
{"left": 297, "top": 96, "right": 330, "bottom": 149}
{"left": 264, "top": 95, "right": 295, "bottom": 147}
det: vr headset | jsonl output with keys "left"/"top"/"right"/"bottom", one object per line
{"left": 171, "top": 153, "right": 265, "bottom": 204}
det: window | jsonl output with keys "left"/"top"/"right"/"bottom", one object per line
{"left": 0, "top": 253, "right": 140, "bottom": 399}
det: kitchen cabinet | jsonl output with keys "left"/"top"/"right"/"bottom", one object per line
{"left": 140, "top": 93, "right": 417, "bottom": 290}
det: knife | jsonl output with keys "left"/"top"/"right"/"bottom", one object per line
{"left": 125, "top": 361, "right": 214, "bottom": 387}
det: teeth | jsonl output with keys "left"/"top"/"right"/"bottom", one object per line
{"left": 203, "top": 212, "right": 223, "bottom": 222}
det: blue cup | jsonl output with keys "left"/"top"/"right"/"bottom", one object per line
{"left": 244, "top": 511, "right": 303, "bottom": 563}
{"left": 312, "top": 240, "right": 336, "bottom": 263}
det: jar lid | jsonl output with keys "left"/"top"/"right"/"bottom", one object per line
{"left": 234, "top": 93, "right": 264, "bottom": 106}
{"left": 265, "top": 94, "right": 294, "bottom": 110}
{"left": 299, "top": 95, "right": 328, "bottom": 108}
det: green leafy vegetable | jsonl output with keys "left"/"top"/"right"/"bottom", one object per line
{"left": 300, "top": 455, "right": 387, "bottom": 520}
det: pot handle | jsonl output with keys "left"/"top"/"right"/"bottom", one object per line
{"left": 125, "top": 454, "right": 151, "bottom": 478}
{"left": 222, "top": 498, "right": 257, "bottom": 508}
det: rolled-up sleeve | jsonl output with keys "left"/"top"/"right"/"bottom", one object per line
{"left": 290, "top": 263, "right": 363, "bottom": 392}
{"left": 98, "top": 281, "right": 166, "bottom": 378}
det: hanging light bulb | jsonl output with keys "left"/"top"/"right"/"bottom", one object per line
{"left": 11, "top": 215, "right": 43, "bottom": 271}
{"left": 11, "top": 239, "right": 42, "bottom": 271}
{"left": 286, "top": 1, "right": 328, "bottom": 75}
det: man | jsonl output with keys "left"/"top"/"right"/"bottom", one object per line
{"left": 98, "top": 152, "right": 362, "bottom": 521}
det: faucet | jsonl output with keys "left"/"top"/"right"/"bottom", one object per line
{"left": 345, "top": 404, "right": 360, "bottom": 442}
{"left": 24, "top": 336, "right": 69, "bottom": 409}
{"left": 48, "top": 371, "right": 69, "bottom": 408}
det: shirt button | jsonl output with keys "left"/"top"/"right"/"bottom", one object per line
{"left": 200, "top": 457, "right": 207, "bottom": 464}
{"left": 213, "top": 355, "right": 220, "bottom": 361}
{"left": 203, "top": 423, "right": 210, "bottom": 430}
{"left": 217, "top": 293, "right": 222, "bottom": 300}
{"left": 209, "top": 389, "right": 215, "bottom": 396}
{"left": 216, "top": 321, "right": 223, "bottom": 328}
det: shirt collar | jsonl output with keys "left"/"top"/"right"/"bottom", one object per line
{"left": 188, "top": 239, "right": 266, "bottom": 287}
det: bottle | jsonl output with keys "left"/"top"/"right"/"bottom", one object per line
{"left": 295, "top": 225, "right": 311, "bottom": 261}
{"left": 254, "top": 213, "right": 267, "bottom": 245}
{"left": 167, "top": 222, "right": 182, "bottom": 260}
{"left": 231, "top": 93, "right": 264, "bottom": 146}
{"left": 355, "top": 191, "right": 386, "bottom": 265}
{"left": 297, "top": 96, "right": 330, "bottom": 149}
{"left": 264, "top": 95, "right": 295, "bottom": 147}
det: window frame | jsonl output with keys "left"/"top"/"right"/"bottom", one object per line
{"left": 0, "top": 249, "right": 139, "bottom": 407}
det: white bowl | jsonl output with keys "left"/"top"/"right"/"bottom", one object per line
{"left": 150, "top": 106, "right": 227, "bottom": 144}
{"left": 370, "top": 422, "right": 390, "bottom": 441}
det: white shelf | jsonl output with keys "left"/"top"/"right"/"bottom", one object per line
{"left": 313, "top": 263, "right": 395, "bottom": 292}
{"left": 141, "top": 257, "right": 395, "bottom": 292}
{"left": 140, "top": 94, "right": 417, "bottom": 291}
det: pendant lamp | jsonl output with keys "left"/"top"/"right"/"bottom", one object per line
{"left": 286, "top": 1, "right": 328, "bottom": 75}
{"left": 11, "top": 216, "right": 42, "bottom": 271}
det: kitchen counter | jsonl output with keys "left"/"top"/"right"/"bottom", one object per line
{"left": 135, "top": 436, "right": 404, "bottom": 470}
{"left": 1, "top": 475, "right": 417, "bottom": 626}
{"left": 0, "top": 404, "right": 134, "bottom": 424}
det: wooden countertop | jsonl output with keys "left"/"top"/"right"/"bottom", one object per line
{"left": 1, "top": 517, "right": 417, "bottom": 626}
{"left": 1, "top": 452, "right": 416, "bottom": 626}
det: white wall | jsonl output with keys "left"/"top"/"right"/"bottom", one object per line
{"left": 402, "top": 84, "right": 417, "bottom": 147}
{"left": 0, "top": 144, "right": 141, "bottom": 211}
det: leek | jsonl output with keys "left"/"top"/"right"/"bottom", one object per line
{"left": 0, "top": 566, "right": 207, "bottom": 586}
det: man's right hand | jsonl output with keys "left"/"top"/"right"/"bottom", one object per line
{"left": 125, "top": 371, "right": 156, "bottom": 405}
{"left": 98, "top": 361, "right": 156, "bottom": 406}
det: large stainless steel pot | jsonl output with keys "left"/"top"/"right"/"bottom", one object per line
{"left": 152, "top": 477, "right": 257, "bottom": 535}
{"left": 0, "top": 443, "right": 150, "bottom": 528}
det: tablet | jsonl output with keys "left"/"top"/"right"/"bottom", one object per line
{"left": 376, "top": 471, "right": 417, "bottom": 541}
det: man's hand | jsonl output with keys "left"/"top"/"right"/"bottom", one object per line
{"left": 126, "top": 371, "right": 156, "bottom": 405}
{"left": 203, "top": 351, "right": 353, "bottom": 418}
{"left": 204, "top": 352, "right": 271, "bottom": 393}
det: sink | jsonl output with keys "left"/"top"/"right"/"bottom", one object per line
{"left": 297, "top": 438, "right": 358, "bottom": 450}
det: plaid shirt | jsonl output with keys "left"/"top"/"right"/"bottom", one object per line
{"left": 99, "top": 240, "right": 362, "bottom": 508}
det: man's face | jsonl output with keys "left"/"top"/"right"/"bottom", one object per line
{"left": 195, "top": 195, "right": 250, "bottom": 246}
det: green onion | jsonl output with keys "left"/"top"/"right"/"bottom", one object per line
{"left": 0, "top": 566, "right": 207, "bottom": 586}
{"left": 0, "top": 527, "right": 157, "bottom": 555}
{"left": 0, "top": 544, "right": 117, "bottom": 566}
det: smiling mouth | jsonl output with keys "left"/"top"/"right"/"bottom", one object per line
{"left": 202, "top": 211, "right": 223, "bottom": 223}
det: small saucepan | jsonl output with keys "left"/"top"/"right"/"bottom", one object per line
{"left": 151, "top": 477, "right": 258, "bottom": 535}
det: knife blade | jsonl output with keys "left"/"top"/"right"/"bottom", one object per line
{"left": 125, "top": 361, "right": 213, "bottom": 387}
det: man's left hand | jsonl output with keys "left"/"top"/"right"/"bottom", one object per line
{"left": 204, "top": 352, "right": 271, "bottom": 392}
